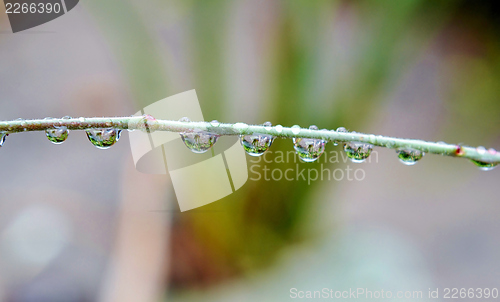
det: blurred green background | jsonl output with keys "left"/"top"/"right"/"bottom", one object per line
{"left": 0, "top": 0, "right": 500, "bottom": 301}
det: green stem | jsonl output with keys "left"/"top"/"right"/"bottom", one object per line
{"left": 1, "top": 116, "right": 498, "bottom": 164}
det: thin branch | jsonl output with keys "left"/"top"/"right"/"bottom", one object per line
{"left": 0, "top": 116, "right": 498, "bottom": 165}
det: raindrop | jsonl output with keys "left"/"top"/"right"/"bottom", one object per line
{"left": 210, "top": 120, "right": 220, "bottom": 127}
{"left": 45, "top": 126, "right": 69, "bottom": 144}
{"left": 344, "top": 141, "right": 373, "bottom": 163}
{"left": 263, "top": 121, "right": 272, "bottom": 131}
{"left": 291, "top": 125, "right": 301, "bottom": 135}
{"left": 309, "top": 125, "right": 318, "bottom": 131}
{"left": 471, "top": 160, "right": 498, "bottom": 171}
{"left": 476, "top": 146, "right": 487, "bottom": 155}
{"left": 0, "top": 132, "right": 8, "bottom": 147}
{"left": 275, "top": 125, "right": 283, "bottom": 133}
{"left": 86, "top": 128, "right": 121, "bottom": 149}
{"left": 78, "top": 117, "right": 85, "bottom": 122}
{"left": 240, "top": 132, "right": 274, "bottom": 157}
{"left": 180, "top": 131, "right": 218, "bottom": 154}
{"left": 336, "top": 127, "right": 347, "bottom": 133}
{"left": 233, "top": 122, "right": 249, "bottom": 133}
{"left": 16, "top": 118, "right": 27, "bottom": 131}
{"left": 179, "top": 117, "right": 190, "bottom": 123}
{"left": 293, "top": 137, "right": 326, "bottom": 162}
{"left": 396, "top": 148, "right": 424, "bottom": 166}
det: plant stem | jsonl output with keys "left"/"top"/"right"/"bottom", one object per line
{"left": 1, "top": 116, "right": 498, "bottom": 164}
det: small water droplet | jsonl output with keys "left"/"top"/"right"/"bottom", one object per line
{"left": 0, "top": 132, "right": 8, "bottom": 147}
{"left": 471, "top": 160, "right": 498, "bottom": 171}
{"left": 86, "top": 128, "right": 121, "bottom": 149}
{"left": 309, "top": 125, "right": 319, "bottom": 131}
{"left": 396, "top": 148, "right": 424, "bottom": 165}
{"left": 180, "top": 131, "right": 218, "bottom": 154}
{"left": 45, "top": 126, "right": 69, "bottom": 144}
{"left": 488, "top": 148, "right": 497, "bottom": 155}
{"left": 275, "top": 125, "right": 283, "bottom": 133}
{"left": 62, "top": 116, "right": 72, "bottom": 119}
{"left": 477, "top": 146, "right": 487, "bottom": 155}
{"left": 291, "top": 125, "right": 301, "bottom": 135}
{"left": 210, "top": 120, "right": 220, "bottom": 127}
{"left": 333, "top": 142, "right": 339, "bottom": 146}
{"left": 344, "top": 142, "right": 373, "bottom": 163}
{"left": 79, "top": 117, "right": 85, "bottom": 122}
{"left": 179, "top": 117, "right": 190, "bottom": 122}
{"left": 293, "top": 137, "right": 326, "bottom": 162}
{"left": 263, "top": 121, "right": 272, "bottom": 131}
{"left": 240, "top": 133, "right": 274, "bottom": 156}
{"left": 336, "top": 127, "right": 347, "bottom": 133}
{"left": 233, "top": 122, "right": 248, "bottom": 133}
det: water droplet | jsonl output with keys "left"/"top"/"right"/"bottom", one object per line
{"left": 344, "top": 142, "right": 373, "bottom": 163}
{"left": 275, "top": 125, "right": 283, "bottom": 133}
{"left": 477, "top": 146, "right": 487, "bottom": 155}
{"left": 263, "top": 121, "right": 272, "bottom": 131}
{"left": 16, "top": 118, "right": 27, "bottom": 131}
{"left": 336, "top": 127, "right": 347, "bottom": 133}
{"left": 86, "top": 128, "right": 121, "bottom": 149}
{"left": 471, "top": 160, "right": 498, "bottom": 171}
{"left": 240, "top": 133, "right": 274, "bottom": 157}
{"left": 0, "top": 132, "right": 8, "bottom": 147}
{"left": 396, "top": 148, "right": 424, "bottom": 165}
{"left": 291, "top": 125, "right": 301, "bottom": 135}
{"left": 62, "top": 116, "right": 72, "bottom": 119}
{"left": 293, "top": 137, "right": 326, "bottom": 162}
{"left": 210, "top": 120, "right": 220, "bottom": 127}
{"left": 180, "top": 131, "right": 218, "bottom": 154}
{"left": 309, "top": 125, "right": 319, "bottom": 131}
{"left": 488, "top": 148, "right": 497, "bottom": 155}
{"left": 79, "top": 117, "right": 85, "bottom": 122}
{"left": 179, "top": 117, "right": 190, "bottom": 123}
{"left": 233, "top": 123, "right": 248, "bottom": 133}
{"left": 333, "top": 142, "right": 339, "bottom": 146}
{"left": 45, "top": 126, "right": 69, "bottom": 144}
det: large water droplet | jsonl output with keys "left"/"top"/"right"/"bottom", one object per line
{"left": 210, "top": 120, "right": 220, "bottom": 127}
{"left": 293, "top": 137, "right": 326, "bottom": 162}
{"left": 275, "top": 125, "right": 283, "bottom": 133}
{"left": 240, "top": 133, "right": 274, "bottom": 157}
{"left": 0, "top": 132, "right": 8, "bottom": 147}
{"left": 397, "top": 148, "right": 424, "bottom": 165}
{"left": 470, "top": 160, "right": 498, "bottom": 171}
{"left": 45, "top": 126, "right": 69, "bottom": 144}
{"left": 344, "top": 141, "right": 373, "bottom": 163}
{"left": 86, "top": 128, "right": 121, "bottom": 149}
{"left": 180, "top": 131, "right": 218, "bottom": 154}
{"left": 336, "top": 127, "right": 347, "bottom": 133}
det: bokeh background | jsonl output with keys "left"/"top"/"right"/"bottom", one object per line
{"left": 0, "top": 0, "right": 500, "bottom": 301}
